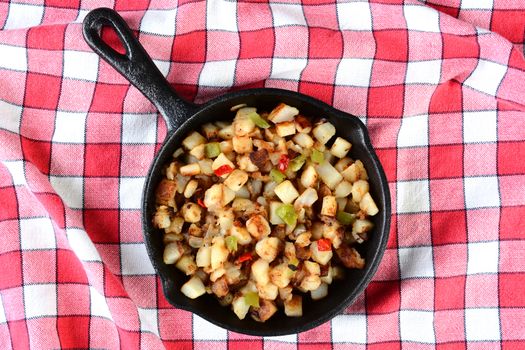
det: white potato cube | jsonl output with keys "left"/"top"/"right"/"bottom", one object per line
{"left": 251, "top": 259, "right": 270, "bottom": 286}
{"left": 232, "top": 136, "right": 253, "bottom": 154}
{"left": 316, "top": 161, "right": 343, "bottom": 189}
{"left": 181, "top": 276, "right": 206, "bottom": 299}
{"left": 284, "top": 295, "right": 302, "bottom": 317}
{"left": 275, "top": 121, "right": 296, "bottom": 137}
{"left": 237, "top": 155, "right": 259, "bottom": 172}
{"left": 211, "top": 236, "right": 229, "bottom": 270}
{"left": 304, "top": 261, "right": 320, "bottom": 275}
{"left": 202, "top": 122, "right": 219, "bottom": 139}
{"left": 196, "top": 246, "right": 211, "bottom": 267}
{"left": 312, "top": 122, "right": 336, "bottom": 145}
{"left": 233, "top": 116, "right": 255, "bottom": 137}
{"left": 351, "top": 180, "right": 369, "bottom": 203}
{"left": 255, "top": 237, "right": 281, "bottom": 262}
{"left": 360, "top": 192, "right": 379, "bottom": 216}
{"left": 274, "top": 180, "right": 300, "bottom": 204}
{"left": 321, "top": 196, "right": 337, "bottom": 217}
{"left": 189, "top": 143, "right": 205, "bottom": 160}
{"left": 269, "top": 201, "right": 285, "bottom": 225}
{"left": 179, "top": 163, "right": 201, "bottom": 176}
{"left": 258, "top": 282, "right": 279, "bottom": 300}
{"left": 300, "top": 275, "right": 321, "bottom": 291}
{"left": 217, "top": 209, "right": 234, "bottom": 234}
{"left": 335, "top": 157, "right": 352, "bottom": 172}
{"left": 310, "top": 283, "right": 328, "bottom": 300}
{"left": 224, "top": 169, "right": 249, "bottom": 192}
{"left": 218, "top": 124, "right": 234, "bottom": 139}
{"left": 334, "top": 181, "right": 353, "bottom": 198}
{"left": 246, "top": 214, "right": 271, "bottom": 239}
{"left": 268, "top": 103, "right": 299, "bottom": 123}
{"left": 163, "top": 242, "right": 184, "bottom": 264}
{"left": 212, "top": 153, "right": 235, "bottom": 176}
{"left": 181, "top": 203, "right": 202, "bottom": 223}
{"left": 310, "top": 241, "right": 333, "bottom": 265}
{"left": 182, "top": 131, "right": 206, "bottom": 150}
{"left": 293, "top": 133, "right": 314, "bottom": 148}
{"left": 204, "top": 184, "right": 223, "bottom": 211}
{"left": 330, "top": 137, "right": 352, "bottom": 158}
{"left": 176, "top": 255, "right": 197, "bottom": 275}
{"left": 230, "top": 226, "right": 252, "bottom": 245}
{"left": 270, "top": 263, "right": 292, "bottom": 288}
{"left": 294, "top": 188, "right": 319, "bottom": 210}
{"left": 198, "top": 159, "right": 213, "bottom": 175}
{"left": 183, "top": 180, "right": 198, "bottom": 199}
{"left": 232, "top": 295, "right": 250, "bottom": 320}
{"left": 352, "top": 219, "right": 374, "bottom": 235}
{"left": 300, "top": 165, "right": 318, "bottom": 188}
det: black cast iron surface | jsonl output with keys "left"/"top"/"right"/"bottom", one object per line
{"left": 83, "top": 7, "right": 391, "bottom": 336}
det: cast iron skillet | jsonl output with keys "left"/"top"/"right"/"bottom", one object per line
{"left": 83, "top": 8, "right": 391, "bottom": 336}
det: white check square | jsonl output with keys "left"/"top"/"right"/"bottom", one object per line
{"left": 24, "top": 284, "right": 57, "bottom": 318}
{"left": 270, "top": 58, "right": 307, "bottom": 81}
{"left": 463, "top": 111, "right": 497, "bottom": 143}
{"left": 270, "top": 3, "right": 307, "bottom": 27}
{"left": 335, "top": 58, "right": 373, "bottom": 87}
{"left": 90, "top": 286, "right": 113, "bottom": 319}
{"left": 67, "top": 228, "right": 101, "bottom": 262}
{"left": 3, "top": 160, "right": 26, "bottom": 186}
{"left": 52, "top": 111, "right": 87, "bottom": 143}
{"left": 121, "top": 244, "right": 155, "bottom": 275}
{"left": 50, "top": 176, "right": 83, "bottom": 209}
{"left": 400, "top": 310, "right": 435, "bottom": 343}
{"left": 122, "top": 113, "right": 157, "bottom": 144}
{"left": 207, "top": 0, "right": 237, "bottom": 31}
{"left": 0, "top": 44, "right": 27, "bottom": 72}
{"left": 406, "top": 60, "right": 441, "bottom": 85}
{"left": 140, "top": 9, "right": 177, "bottom": 36}
{"left": 337, "top": 2, "right": 372, "bottom": 30}
{"left": 397, "top": 180, "right": 430, "bottom": 214}
{"left": 20, "top": 217, "right": 56, "bottom": 250}
{"left": 199, "top": 60, "right": 236, "bottom": 87}
{"left": 399, "top": 246, "right": 434, "bottom": 279}
{"left": 63, "top": 50, "right": 99, "bottom": 82}
{"left": 138, "top": 307, "right": 159, "bottom": 335}
{"left": 4, "top": 3, "right": 43, "bottom": 30}
{"left": 331, "top": 314, "right": 367, "bottom": 343}
{"left": 467, "top": 241, "right": 499, "bottom": 275}
{"left": 461, "top": 0, "right": 494, "bottom": 10}
{"left": 404, "top": 5, "right": 440, "bottom": 33}
{"left": 464, "top": 176, "right": 500, "bottom": 209}
{"left": 119, "top": 177, "right": 146, "bottom": 209}
{"left": 397, "top": 114, "right": 428, "bottom": 147}
{"left": 193, "top": 315, "right": 227, "bottom": 340}
{"left": 465, "top": 308, "right": 500, "bottom": 341}
{"left": 464, "top": 59, "right": 507, "bottom": 96}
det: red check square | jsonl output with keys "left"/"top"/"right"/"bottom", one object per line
{"left": 57, "top": 249, "right": 89, "bottom": 284}
{"left": 431, "top": 210, "right": 467, "bottom": 245}
{"left": 500, "top": 273, "right": 525, "bottom": 307}
{"left": 22, "top": 250, "right": 56, "bottom": 284}
{"left": 27, "top": 25, "right": 66, "bottom": 50}
{"left": 368, "top": 85, "right": 404, "bottom": 118}
{"left": 84, "top": 144, "right": 121, "bottom": 177}
{"left": 90, "top": 83, "right": 129, "bottom": 113}
{"left": 366, "top": 280, "right": 400, "bottom": 314}
{"left": 24, "top": 73, "right": 61, "bottom": 110}
{"left": 435, "top": 276, "right": 465, "bottom": 310}
{"left": 84, "top": 209, "right": 119, "bottom": 243}
{"left": 374, "top": 30, "right": 408, "bottom": 61}
{"left": 0, "top": 251, "right": 22, "bottom": 289}
{"left": 429, "top": 145, "right": 463, "bottom": 179}
{"left": 239, "top": 28, "right": 274, "bottom": 59}
{"left": 172, "top": 31, "right": 206, "bottom": 63}
{"left": 308, "top": 27, "right": 342, "bottom": 59}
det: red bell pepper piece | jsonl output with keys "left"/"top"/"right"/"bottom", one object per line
{"left": 278, "top": 154, "right": 289, "bottom": 172}
{"left": 197, "top": 198, "right": 206, "bottom": 208}
{"left": 237, "top": 252, "right": 252, "bottom": 263}
{"left": 214, "top": 164, "right": 233, "bottom": 176}
{"left": 317, "top": 238, "right": 332, "bottom": 252}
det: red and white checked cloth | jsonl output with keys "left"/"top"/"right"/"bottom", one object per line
{"left": 1, "top": 0, "right": 524, "bottom": 348}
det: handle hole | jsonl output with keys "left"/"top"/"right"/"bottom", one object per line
{"left": 99, "top": 25, "right": 127, "bottom": 55}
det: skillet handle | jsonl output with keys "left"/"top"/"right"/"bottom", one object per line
{"left": 82, "top": 8, "right": 197, "bottom": 131}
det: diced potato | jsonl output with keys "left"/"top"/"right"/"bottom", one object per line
{"left": 270, "top": 263, "right": 292, "bottom": 288}
{"left": 295, "top": 115, "right": 312, "bottom": 134}
{"left": 320, "top": 265, "right": 333, "bottom": 284}
{"left": 359, "top": 192, "right": 379, "bottom": 216}
{"left": 269, "top": 201, "right": 285, "bottom": 225}
{"left": 342, "top": 159, "right": 368, "bottom": 183}
{"left": 237, "top": 155, "right": 259, "bottom": 172}
{"left": 211, "top": 237, "right": 229, "bottom": 270}
{"left": 279, "top": 286, "right": 293, "bottom": 302}
{"left": 330, "top": 137, "right": 352, "bottom": 158}
{"left": 310, "top": 241, "right": 333, "bottom": 265}
{"left": 257, "top": 282, "right": 279, "bottom": 300}
{"left": 336, "top": 198, "right": 348, "bottom": 212}
{"left": 268, "top": 103, "right": 299, "bottom": 123}
{"left": 310, "top": 283, "right": 328, "bottom": 300}
{"left": 232, "top": 136, "right": 253, "bottom": 154}
{"left": 166, "top": 216, "right": 184, "bottom": 234}
{"left": 232, "top": 295, "right": 251, "bottom": 320}
{"left": 335, "top": 157, "right": 352, "bottom": 172}
{"left": 304, "top": 261, "right": 320, "bottom": 275}
{"left": 274, "top": 180, "right": 300, "bottom": 204}
{"left": 316, "top": 161, "right": 343, "bottom": 189}
{"left": 181, "top": 276, "right": 206, "bottom": 299}
{"left": 202, "top": 122, "right": 219, "bottom": 139}
{"left": 235, "top": 186, "right": 250, "bottom": 199}
{"left": 255, "top": 237, "right": 281, "bottom": 262}
{"left": 176, "top": 255, "right": 197, "bottom": 275}
{"left": 321, "top": 196, "right": 337, "bottom": 217}
{"left": 295, "top": 231, "right": 311, "bottom": 247}
{"left": 163, "top": 242, "right": 184, "bottom": 264}
{"left": 232, "top": 197, "right": 256, "bottom": 213}
{"left": 336, "top": 244, "right": 365, "bottom": 269}
{"left": 189, "top": 143, "right": 205, "bottom": 160}
{"left": 218, "top": 124, "right": 234, "bottom": 139}
{"left": 153, "top": 206, "right": 171, "bottom": 229}
{"left": 251, "top": 259, "right": 270, "bottom": 286}
{"left": 182, "top": 131, "right": 206, "bottom": 150}
{"left": 212, "top": 153, "right": 235, "bottom": 176}
{"left": 196, "top": 246, "right": 211, "bottom": 268}
{"left": 352, "top": 219, "right": 374, "bottom": 235}
{"left": 293, "top": 132, "right": 314, "bottom": 148}
{"left": 181, "top": 203, "right": 202, "bottom": 223}
{"left": 246, "top": 214, "right": 271, "bottom": 239}
{"left": 163, "top": 233, "right": 183, "bottom": 244}
{"left": 156, "top": 179, "right": 177, "bottom": 206}
{"left": 323, "top": 224, "right": 343, "bottom": 248}
{"left": 198, "top": 159, "right": 213, "bottom": 175}
{"left": 217, "top": 209, "right": 234, "bottom": 234}
{"left": 203, "top": 184, "right": 223, "bottom": 211}
{"left": 188, "top": 224, "right": 203, "bottom": 238}
{"left": 251, "top": 299, "right": 278, "bottom": 322}
{"left": 312, "top": 122, "right": 336, "bottom": 145}
{"left": 311, "top": 222, "right": 324, "bottom": 240}
{"left": 300, "top": 165, "right": 318, "bottom": 188}
{"left": 225, "top": 264, "right": 242, "bottom": 285}
{"left": 230, "top": 226, "right": 252, "bottom": 245}
{"left": 334, "top": 181, "right": 352, "bottom": 198}
{"left": 300, "top": 275, "right": 321, "bottom": 291}
{"left": 233, "top": 115, "right": 256, "bottom": 137}
{"left": 183, "top": 180, "right": 198, "bottom": 198}
{"left": 294, "top": 187, "right": 318, "bottom": 210}
{"left": 223, "top": 186, "right": 236, "bottom": 206}
{"left": 351, "top": 180, "right": 369, "bottom": 203}
{"left": 275, "top": 121, "right": 296, "bottom": 137}
{"left": 180, "top": 163, "right": 201, "bottom": 176}
{"left": 224, "top": 169, "right": 249, "bottom": 192}
{"left": 284, "top": 295, "right": 303, "bottom": 317}
{"left": 210, "top": 267, "right": 226, "bottom": 282}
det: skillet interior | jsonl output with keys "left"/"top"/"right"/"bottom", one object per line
{"left": 142, "top": 88, "right": 391, "bottom": 336}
